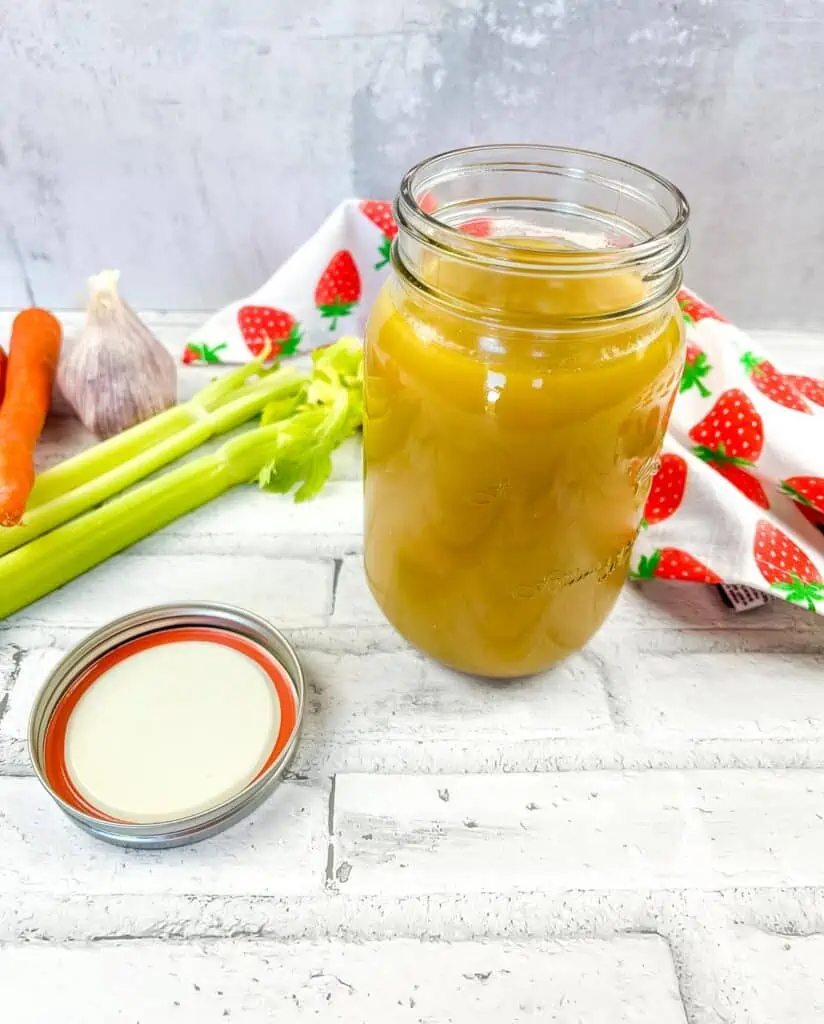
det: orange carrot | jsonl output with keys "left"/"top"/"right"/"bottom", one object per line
{"left": 0, "top": 345, "right": 7, "bottom": 407}
{"left": 0, "top": 309, "right": 62, "bottom": 526}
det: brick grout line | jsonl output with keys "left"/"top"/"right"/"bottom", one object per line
{"left": 0, "top": 891, "right": 734, "bottom": 944}
{"left": 325, "top": 774, "right": 337, "bottom": 888}
{"left": 0, "top": 647, "right": 26, "bottom": 694}
{"left": 3, "top": 621, "right": 821, "bottom": 655}
{"left": 10, "top": 738, "right": 824, "bottom": 778}
{"left": 0, "top": 645, "right": 26, "bottom": 734}
{"left": 584, "top": 645, "right": 632, "bottom": 730}
{"left": 329, "top": 558, "right": 343, "bottom": 618}
{"left": 661, "top": 933, "right": 697, "bottom": 1024}
{"left": 0, "top": 930, "right": 701, "bottom": 950}
{"left": 651, "top": 899, "right": 753, "bottom": 1024}
{"left": 724, "top": 887, "right": 824, "bottom": 936}
{"left": 81, "top": 538, "right": 365, "bottom": 559}
{"left": 6, "top": 889, "right": 824, "bottom": 945}
{"left": 240, "top": 739, "right": 824, "bottom": 778}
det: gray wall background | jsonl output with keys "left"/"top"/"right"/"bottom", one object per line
{"left": 1, "top": 0, "right": 822, "bottom": 329}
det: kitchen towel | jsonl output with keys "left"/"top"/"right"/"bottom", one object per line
{"left": 187, "top": 199, "right": 824, "bottom": 614}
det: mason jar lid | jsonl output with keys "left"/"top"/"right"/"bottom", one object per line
{"left": 27, "top": 603, "right": 305, "bottom": 849}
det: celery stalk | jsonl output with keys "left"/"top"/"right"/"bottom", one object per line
{"left": 0, "top": 424, "right": 287, "bottom": 619}
{"left": 0, "top": 455, "right": 231, "bottom": 619}
{"left": 0, "top": 367, "right": 305, "bottom": 556}
{"left": 26, "top": 357, "right": 286, "bottom": 511}
{"left": 0, "top": 337, "right": 364, "bottom": 620}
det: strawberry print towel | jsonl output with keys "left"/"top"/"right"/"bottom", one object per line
{"left": 187, "top": 201, "right": 824, "bottom": 615}
{"left": 185, "top": 200, "right": 386, "bottom": 365}
{"left": 632, "top": 292, "right": 824, "bottom": 612}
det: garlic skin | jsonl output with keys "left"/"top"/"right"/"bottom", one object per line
{"left": 58, "top": 270, "right": 178, "bottom": 439}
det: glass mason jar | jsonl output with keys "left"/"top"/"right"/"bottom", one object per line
{"left": 363, "top": 145, "right": 689, "bottom": 678}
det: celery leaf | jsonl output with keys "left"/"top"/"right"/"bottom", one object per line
{"left": 257, "top": 337, "right": 363, "bottom": 502}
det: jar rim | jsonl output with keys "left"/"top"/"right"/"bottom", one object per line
{"left": 395, "top": 143, "right": 689, "bottom": 275}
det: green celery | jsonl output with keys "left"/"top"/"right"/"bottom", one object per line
{"left": 26, "top": 357, "right": 284, "bottom": 510}
{"left": 258, "top": 336, "right": 364, "bottom": 501}
{"left": 0, "top": 365, "right": 306, "bottom": 556}
{"left": 0, "top": 337, "right": 363, "bottom": 620}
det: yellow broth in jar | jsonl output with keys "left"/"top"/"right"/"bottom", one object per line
{"left": 363, "top": 240, "right": 684, "bottom": 677}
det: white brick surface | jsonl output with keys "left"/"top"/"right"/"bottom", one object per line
{"left": 332, "top": 771, "right": 695, "bottom": 895}
{"left": 138, "top": 481, "right": 363, "bottom": 558}
{"left": 0, "top": 936, "right": 687, "bottom": 1024}
{"left": 331, "top": 556, "right": 382, "bottom": 625}
{"left": 694, "top": 772, "right": 824, "bottom": 885}
{"left": 0, "top": 645, "right": 66, "bottom": 768}
{"left": 731, "top": 929, "right": 824, "bottom": 1022}
{"left": 3, "top": 321, "right": 824, "bottom": 1021}
{"left": 0, "top": 644, "right": 615, "bottom": 777}
{"left": 296, "top": 648, "right": 613, "bottom": 774}
{"left": 624, "top": 648, "right": 824, "bottom": 738}
{"left": 332, "top": 770, "right": 824, "bottom": 894}
{"left": 0, "top": 777, "right": 327, "bottom": 896}
{"left": 9, "top": 554, "right": 333, "bottom": 628}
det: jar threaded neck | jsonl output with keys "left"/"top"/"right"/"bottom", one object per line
{"left": 392, "top": 144, "right": 689, "bottom": 325}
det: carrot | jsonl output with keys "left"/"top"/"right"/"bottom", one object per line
{"left": 0, "top": 346, "right": 7, "bottom": 407}
{"left": 0, "top": 309, "right": 62, "bottom": 526}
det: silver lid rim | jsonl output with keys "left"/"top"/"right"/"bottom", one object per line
{"left": 27, "top": 602, "right": 305, "bottom": 848}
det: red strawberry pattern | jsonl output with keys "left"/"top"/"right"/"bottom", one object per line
{"left": 418, "top": 192, "right": 438, "bottom": 214}
{"left": 642, "top": 453, "right": 687, "bottom": 527}
{"left": 315, "top": 251, "right": 362, "bottom": 331}
{"left": 183, "top": 342, "right": 227, "bottom": 366}
{"left": 634, "top": 548, "right": 722, "bottom": 584}
{"left": 359, "top": 200, "right": 397, "bottom": 270}
{"left": 785, "top": 374, "right": 824, "bottom": 408}
{"left": 237, "top": 306, "right": 302, "bottom": 358}
{"left": 740, "top": 352, "right": 811, "bottom": 413}
{"left": 688, "top": 389, "right": 764, "bottom": 462}
{"left": 781, "top": 476, "right": 824, "bottom": 532}
{"left": 780, "top": 476, "right": 824, "bottom": 515}
{"left": 606, "top": 233, "right": 635, "bottom": 249}
{"left": 459, "top": 217, "right": 493, "bottom": 238}
{"left": 794, "top": 503, "right": 824, "bottom": 530}
{"left": 677, "top": 290, "right": 727, "bottom": 324}
{"left": 680, "top": 340, "right": 713, "bottom": 398}
{"left": 689, "top": 390, "right": 771, "bottom": 507}
{"left": 712, "top": 462, "right": 770, "bottom": 509}
{"left": 753, "top": 520, "right": 824, "bottom": 611}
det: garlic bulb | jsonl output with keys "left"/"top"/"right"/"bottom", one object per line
{"left": 58, "top": 270, "right": 178, "bottom": 438}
